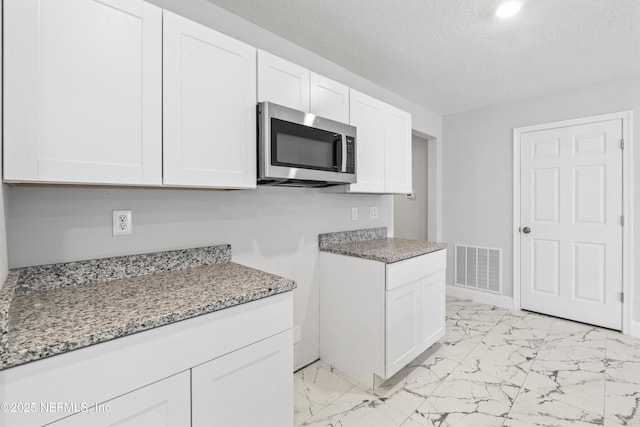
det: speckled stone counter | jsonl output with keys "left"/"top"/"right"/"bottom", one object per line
{"left": 319, "top": 228, "right": 446, "bottom": 263}
{"left": 0, "top": 246, "right": 296, "bottom": 370}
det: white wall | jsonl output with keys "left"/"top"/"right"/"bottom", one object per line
{"left": 6, "top": 186, "right": 392, "bottom": 369}
{"left": 394, "top": 135, "right": 429, "bottom": 240}
{"left": 443, "top": 75, "right": 640, "bottom": 315}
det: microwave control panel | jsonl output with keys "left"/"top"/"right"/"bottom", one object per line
{"left": 346, "top": 136, "right": 356, "bottom": 174}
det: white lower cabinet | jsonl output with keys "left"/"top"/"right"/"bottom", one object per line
{"left": 386, "top": 281, "right": 422, "bottom": 376}
{"left": 192, "top": 331, "right": 293, "bottom": 427}
{"left": 421, "top": 271, "right": 446, "bottom": 347}
{"left": 50, "top": 372, "right": 191, "bottom": 427}
{"left": 0, "top": 292, "right": 294, "bottom": 427}
{"left": 320, "top": 249, "right": 446, "bottom": 387}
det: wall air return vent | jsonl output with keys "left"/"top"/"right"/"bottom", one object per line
{"left": 455, "top": 245, "right": 502, "bottom": 293}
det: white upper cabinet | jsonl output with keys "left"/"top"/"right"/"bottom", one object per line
{"left": 163, "top": 11, "right": 256, "bottom": 188}
{"left": 258, "top": 50, "right": 310, "bottom": 112}
{"left": 4, "top": 0, "right": 162, "bottom": 185}
{"left": 257, "top": 52, "right": 349, "bottom": 123}
{"left": 309, "top": 72, "right": 349, "bottom": 123}
{"left": 348, "top": 90, "right": 386, "bottom": 193}
{"left": 384, "top": 105, "right": 412, "bottom": 194}
{"left": 342, "top": 89, "right": 412, "bottom": 194}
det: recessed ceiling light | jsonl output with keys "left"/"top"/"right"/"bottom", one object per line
{"left": 496, "top": 1, "right": 522, "bottom": 18}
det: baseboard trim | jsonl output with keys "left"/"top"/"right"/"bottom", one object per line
{"left": 447, "top": 285, "right": 515, "bottom": 311}
{"left": 630, "top": 321, "right": 640, "bottom": 338}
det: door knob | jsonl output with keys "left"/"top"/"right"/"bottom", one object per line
{"left": 522, "top": 227, "right": 531, "bottom": 234}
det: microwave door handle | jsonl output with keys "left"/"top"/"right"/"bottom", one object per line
{"left": 341, "top": 135, "right": 347, "bottom": 172}
{"left": 334, "top": 135, "right": 343, "bottom": 172}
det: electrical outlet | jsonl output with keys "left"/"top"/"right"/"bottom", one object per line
{"left": 112, "top": 210, "right": 133, "bottom": 236}
{"left": 351, "top": 207, "right": 358, "bottom": 221}
{"left": 370, "top": 206, "right": 378, "bottom": 219}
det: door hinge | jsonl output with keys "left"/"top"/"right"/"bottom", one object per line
{"left": 621, "top": 139, "right": 625, "bottom": 150}
{"left": 621, "top": 215, "right": 625, "bottom": 226}
{"left": 620, "top": 292, "right": 625, "bottom": 303}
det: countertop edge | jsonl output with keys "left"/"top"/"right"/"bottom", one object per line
{"left": 320, "top": 245, "right": 447, "bottom": 264}
{"left": 0, "top": 280, "right": 296, "bottom": 371}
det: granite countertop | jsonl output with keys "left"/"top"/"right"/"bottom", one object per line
{"left": 319, "top": 227, "right": 446, "bottom": 263}
{"left": 0, "top": 245, "right": 296, "bottom": 370}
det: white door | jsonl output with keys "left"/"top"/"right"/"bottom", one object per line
{"left": 163, "top": 11, "right": 256, "bottom": 188}
{"left": 349, "top": 90, "right": 386, "bottom": 193}
{"left": 50, "top": 372, "right": 190, "bottom": 427}
{"left": 192, "top": 331, "right": 293, "bottom": 427}
{"left": 520, "top": 119, "right": 623, "bottom": 329}
{"left": 257, "top": 50, "right": 310, "bottom": 111}
{"left": 4, "top": 0, "right": 162, "bottom": 185}
{"left": 309, "top": 72, "right": 349, "bottom": 123}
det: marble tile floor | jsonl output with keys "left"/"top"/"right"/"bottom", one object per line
{"left": 294, "top": 298, "right": 640, "bottom": 426}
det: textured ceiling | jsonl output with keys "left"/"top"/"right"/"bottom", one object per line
{"left": 207, "top": 0, "right": 640, "bottom": 115}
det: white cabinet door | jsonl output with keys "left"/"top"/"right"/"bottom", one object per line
{"left": 4, "top": 0, "right": 162, "bottom": 185}
{"left": 386, "top": 281, "right": 421, "bottom": 377}
{"left": 163, "top": 11, "right": 256, "bottom": 188}
{"left": 420, "top": 271, "right": 446, "bottom": 348}
{"left": 348, "top": 90, "right": 386, "bottom": 193}
{"left": 192, "top": 330, "right": 293, "bottom": 427}
{"left": 49, "top": 372, "right": 190, "bottom": 427}
{"left": 384, "top": 106, "right": 412, "bottom": 194}
{"left": 258, "top": 50, "right": 310, "bottom": 111}
{"left": 310, "top": 73, "right": 349, "bottom": 123}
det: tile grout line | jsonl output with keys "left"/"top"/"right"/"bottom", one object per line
{"left": 502, "top": 320, "right": 550, "bottom": 423}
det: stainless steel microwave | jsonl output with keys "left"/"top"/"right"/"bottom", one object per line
{"left": 257, "top": 102, "right": 356, "bottom": 187}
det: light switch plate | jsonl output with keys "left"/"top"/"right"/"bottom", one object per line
{"left": 351, "top": 207, "right": 358, "bottom": 221}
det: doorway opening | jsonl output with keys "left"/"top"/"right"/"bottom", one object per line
{"left": 394, "top": 135, "right": 429, "bottom": 240}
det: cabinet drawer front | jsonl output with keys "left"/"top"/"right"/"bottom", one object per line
{"left": 386, "top": 249, "right": 446, "bottom": 291}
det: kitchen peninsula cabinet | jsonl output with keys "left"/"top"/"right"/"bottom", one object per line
{"left": 4, "top": 0, "right": 163, "bottom": 185}
{"left": 320, "top": 240, "right": 446, "bottom": 388}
